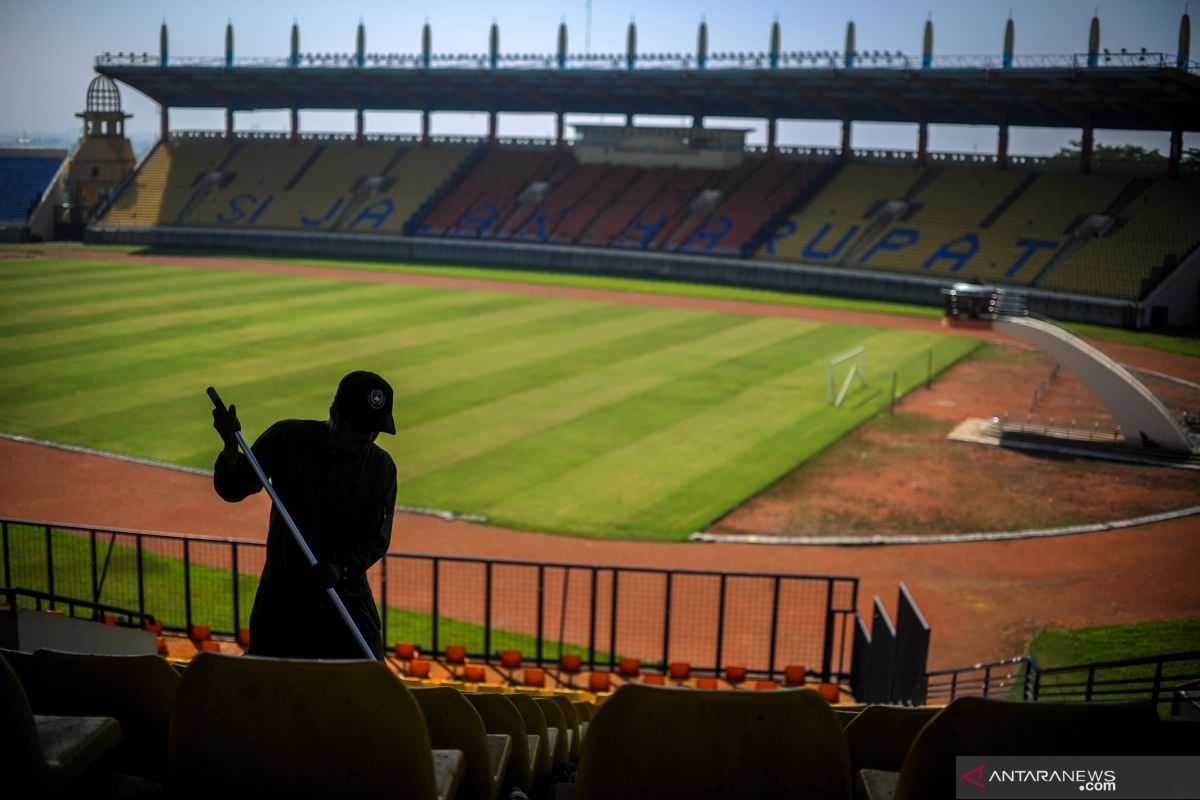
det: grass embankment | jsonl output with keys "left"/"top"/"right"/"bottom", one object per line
{"left": 1028, "top": 619, "right": 1200, "bottom": 707}
{"left": 0, "top": 255, "right": 976, "bottom": 540}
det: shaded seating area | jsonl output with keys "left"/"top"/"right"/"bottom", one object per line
{"left": 575, "top": 683, "right": 852, "bottom": 800}
{"left": 1, "top": 652, "right": 122, "bottom": 798}
{"left": 169, "top": 652, "right": 462, "bottom": 799}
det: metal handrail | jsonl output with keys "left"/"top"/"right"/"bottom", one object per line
{"left": 93, "top": 51, "right": 1200, "bottom": 74}
{"left": 1, "top": 517, "right": 857, "bottom": 680}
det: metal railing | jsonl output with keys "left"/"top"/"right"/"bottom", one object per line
{"left": 94, "top": 51, "right": 1200, "bottom": 74}
{"left": 1, "top": 586, "right": 151, "bottom": 628}
{"left": 0, "top": 517, "right": 858, "bottom": 681}
{"left": 925, "top": 651, "right": 1200, "bottom": 708}
{"left": 992, "top": 413, "right": 1124, "bottom": 444}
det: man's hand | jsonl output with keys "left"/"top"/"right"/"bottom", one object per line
{"left": 305, "top": 562, "right": 344, "bottom": 589}
{"left": 212, "top": 405, "right": 241, "bottom": 465}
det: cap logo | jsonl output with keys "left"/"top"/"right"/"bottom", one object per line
{"left": 367, "top": 388, "right": 385, "bottom": 410}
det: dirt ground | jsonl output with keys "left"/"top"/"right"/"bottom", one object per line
{"left": 3, "top": 249, "right": 1199, "bottom": 670}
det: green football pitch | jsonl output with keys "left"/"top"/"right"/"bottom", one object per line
{"left": 0, "top": 256, "right": 978, "bottom": 540}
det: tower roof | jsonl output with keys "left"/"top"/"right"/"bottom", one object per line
{"left": 85, "top": 75, "right": 123, "bottom": 114}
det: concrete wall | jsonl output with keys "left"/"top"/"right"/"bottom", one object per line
{"left": 86, "top": 224, "right": 1139, "bottom": 327}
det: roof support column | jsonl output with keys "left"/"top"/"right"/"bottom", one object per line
{"left": 488, "top": 111, "right": 497, "bottom": 143}
{"left": 841, "top": 120, "right": 852, "bottom": 162}
{"left": 917, "top": 121, "right": 929, "bottom": 167}
{"left": 556, "top": 113, "right": 565, "bottom": 149}
{"left": 290, "top": 108, "right": 299, "bottom": 146}
{"left": 1169, "top": 129, "right": 1183, "bottom": 179}
{"left": 421, "top": 110, "right": 431, "bottom": 146}
{"left": 1080, "top": 126, "right": 1093, "bottom": 175}
{"left": 997, "top": 124, "right": 1009, "bottom": 171}
{"left": 225, "top": 109, "right": 234, "bottom": 143}
{"left": 160, "top": 107, "right": 170, "bottom": 143}
{"left": 767, "top": 117, "right": 778, "bottom": 159}
{"left": 355, "top": 109, "right": 364, "bottom": 145}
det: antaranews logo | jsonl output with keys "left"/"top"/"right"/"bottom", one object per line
{"left": 959, "top": 755, "right": 1200, "bottom": 799}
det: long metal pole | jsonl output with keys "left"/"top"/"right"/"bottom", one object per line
{"left": 208, "top": 387, "right": 375, "bottom": 660}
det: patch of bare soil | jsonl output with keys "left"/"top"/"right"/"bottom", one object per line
{"left": 711, "top": 343, "right": 1200, "bottom": 538}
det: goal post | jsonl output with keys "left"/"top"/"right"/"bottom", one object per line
{"left": 828, "top": 346, "right": 868, "bottom": 407}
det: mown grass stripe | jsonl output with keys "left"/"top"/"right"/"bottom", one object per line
{"left": 0, "top": 264, "right": 283, "bottom": 320}
{"left": 0, "top": 283, "right": 547, "bottom": 394}
{"left": 0, "top": 272, "right": 307, "bottom": 340}
{"left": 607, "top": 334, "right": 982, "bottom": 537}
{"left": 0, "top": 278, "right": 447, "bottom": 355}
{"left": 393, "top": 320, "right": 839, "bottom": 512}
{"left": 0, "top": 259, "right": 157, "bottom": 290}
{"left": 386, "top": 310, "right": 746, "bottom": 430}
{"left": 391, "top": 316, "right": 811, "bottom": 483}
{"left": 19, "top": 291, "right": 563, "bottom": 434}
{"left": 482, "top": 325, "right": 889, "bottom": 534}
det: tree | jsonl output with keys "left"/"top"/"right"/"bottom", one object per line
{"left": 1053, "top": 139, "right": 1166, "bottom": 161}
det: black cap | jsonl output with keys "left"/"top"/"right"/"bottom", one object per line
{"left": 333, "top": 371, "right": 396, "bottom": 435}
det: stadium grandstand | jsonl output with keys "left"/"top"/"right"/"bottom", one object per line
{"left": 81, "top": 13, "right": 1200, "bottom": 329}
{"left": 0, "top": 149, "right": 68, "bottom": 242}
{"left": 4, "top": 8, "right": 1200, "bottom": 799}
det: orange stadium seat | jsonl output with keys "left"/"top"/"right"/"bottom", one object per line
{"left": 588, "top": 670, "right": 612, "bottom": 693}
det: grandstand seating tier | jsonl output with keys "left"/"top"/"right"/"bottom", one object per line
{"left": 0, "top": 157, "right": 62, "bottom": 223}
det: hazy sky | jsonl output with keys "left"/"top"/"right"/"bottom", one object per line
{"left": 2, "top": 0, "right": 1194, "bottom": 153}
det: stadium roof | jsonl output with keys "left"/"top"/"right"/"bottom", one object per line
{"left": 96, "top": 53, "right": 1200, "bottom": 133}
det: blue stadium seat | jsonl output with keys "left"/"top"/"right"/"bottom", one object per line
{"left": 0, "top": 157, "right": 61, "bottom": 223}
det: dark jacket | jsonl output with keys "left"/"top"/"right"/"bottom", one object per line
{"left": 214, "top": 419, "right": 396, "bottom": 659}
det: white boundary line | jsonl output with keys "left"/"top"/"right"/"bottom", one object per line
{"left": 689, "top": 504, "right": 1200, "bottom": 546}
{"left": 0, "top": 432, "right": 488, "bottom": 524}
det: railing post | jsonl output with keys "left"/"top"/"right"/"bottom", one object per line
{"left": 231, "top": 542, "right": 240, "bottom": 635}
{"left": 484, "top": 561, "right": 492, "bottom": 657}
{"left": 609, "top": 570, "right": 620, "bottom": 670}
{"left": 768, "top": 575, "right": 781, "bottom": 679}
{"left": 1, "top": 521, "right": 9, "bottom": 588}
{"left": 536, "top": 564, "right": 545, "bottom": 665}
{"left": 588, "top": 566, "right": 598, "bottom": 670}
{"left": 1085, "top": 667, "right": 1095, "bottom": 701}
{"left": 45, "top": 525, "right": 55, "bottom": 611}
{"left": 90, "top": 528, "right": 99, "bottom": 604}
{"left": 432, "top": 558, "right": 440, "bottom": 655}
{"left": 183, "top": 538, "right": 192, "bottom": 633}
{"left": 821, "top": 578, "right": 836, "bottom": 682}
{"left": 1152, "top": 661, "right": 1163, "bottom": 705}
{"left": 662, "top": 572, "right": 673, "bottom": 668}
{"left": 715, "top": 574, "right": 727, "bottom": 674}
{"left": 950, "top": 670, "right": 958, "bottom": 701}
{"left": 983, "top": 665, "right": 992, "bottom": 697}
{"left": 136, "top": 535, "right": 145, "bottom": 618}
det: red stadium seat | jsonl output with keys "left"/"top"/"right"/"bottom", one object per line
{"left": 407, "top": 659, "right": 432, "bottom": 679}
{"left": 817, "top": 683, "right": 840, "bottom": 703}
{"left": 199, "top": 640, "right": 220, "bottom": 652}
{"left": 522, "top": 668, "right": 546, "bottom": 688}
{"left": 393, "top": 642, "right": 416, "bottom": 660}
{"left": 143, "top": 619, "right": 163, "bottom": 634}
{"left": 463, "top": 664, "right": 486, "bottom": 683}
{"left": 499, "top": 650, "right": 523, "bottom": 669}
{"left": 783, "top": 664, "right": 807, "bottom": 686}
{"left": 643, "top": 674, "right": 666, "bottom": 686}
{"left": 617, "top": 657, "right": 641, "bottom": 677}
{"left": 696, "top": 677, "right": 719, "bottom": 689}
{"left": 724, "top": 665, "right": 748, "bottom": 685}
{"left": 668, "top": 661, "right": 691, "bottom": 681}
{"left": 445, "top": 644, "right": 467, "bottom": 664}
{"left": 236, "top": 628, "right": 250, "bottom": 648}
{"left": 559, "top": 653, "right": 582, "bottom": 674}
{"left": 755, "top": 680, "right": 779, "bottom": 690}
{"left": 589, "top": 671, "right": 612, "bottom": 693}
{"left": 189, "top": 624, "right": 212, "bottom": 642}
